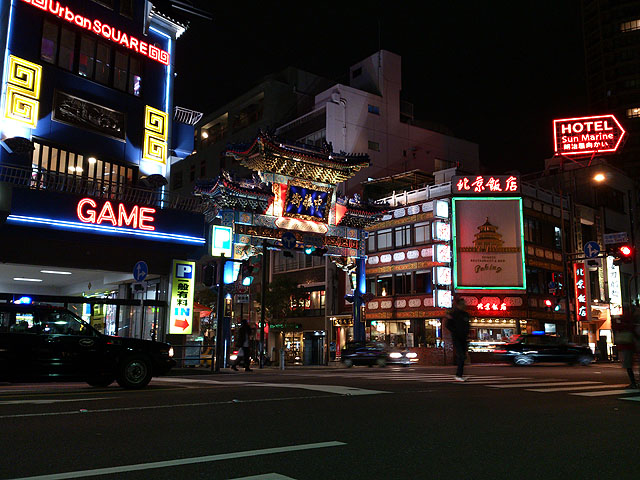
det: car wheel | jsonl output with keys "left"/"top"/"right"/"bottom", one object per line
{"left": 343, "top": 359, "right": 354, "bottom": 368}
{"left": 577, "top": 355, "right": 592, "bottom": 366}
{"left": 514, "top": 355, "right": 534, "bottom": 366}
{"left": 116, "top": 355, "right": 152, "bottom": 389}
{"left": 376, "top": 357, "right": 387, "bottom": 367}
{"left": 86, "top": 375, "right": 115, "bottom": 387}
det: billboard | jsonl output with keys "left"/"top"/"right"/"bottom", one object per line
{"left": 452, "top": 197, "right": 526, "bottom": 290}
{"left": 553, "top": 114, "right": 625, "bottom": 156}
{"left": 169, "top": 260, "right": 195, "bottom": 335}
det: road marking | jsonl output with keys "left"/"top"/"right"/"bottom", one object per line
{"left": 571, "top": 388, "right": 640, "bottom": 397}
{"left": 230, "top": 474, "right": 297, "bottom": 480}
{"left": 620, "top": 396, "right": 640, "bottom": 402}
{"left": 487, "top": 381, "right": 600, "bottom": 389}
{"left": 6, "top": 441, "right": 345, "bottom": 480}
{"left": 0, "top": 397, "right": 114, "bottom": 405}
{"left": 527, "top": 384, "right": 629, "bottom": 392}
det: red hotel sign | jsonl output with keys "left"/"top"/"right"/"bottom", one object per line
{"left": 21, "top": 0, "right": 170, "bottom": 65}
{"left": 553, "top": 114, "right": 625, "bottom": 156}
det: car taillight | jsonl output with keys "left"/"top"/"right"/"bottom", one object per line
{"left": 493, "top": 349, "right": 507, "bottom": 354}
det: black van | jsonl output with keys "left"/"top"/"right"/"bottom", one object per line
{"left": 0, "top": 304, "right": 175, "bottom": 388}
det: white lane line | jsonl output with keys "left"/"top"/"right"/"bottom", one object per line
{"left": 230, "top": 474, "right": 297, "bottom": 480}
{"left": 6, "top": 441, "right": 345, "bottom": 480}
{"left": 487, "top": 381, "right": 601, "bottom": 389}
{"left": 620, "top": 396, "right": 640, "bottom": 402}
{"left": 0, "top": 397, "right": 114, "bottom": 405}
{"left": 571, "top": 389, "right": 640, "bottom": 397}
{"left": 527, "top": 384, "right": 629, "bottom": 392}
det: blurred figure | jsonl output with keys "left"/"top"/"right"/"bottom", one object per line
{"left": 445, "top": 297, "right": 470, "bottom": 382}
{"left": 232, "top": 319, "right": 253, "bottom": 372}
{"left": 612, "top": 311, "right": 638, "bottom": 389}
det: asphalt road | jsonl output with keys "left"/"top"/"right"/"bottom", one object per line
{"left": 0, "top": 363, "right": 639, "bottom": 480}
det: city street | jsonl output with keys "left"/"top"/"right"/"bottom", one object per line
{"left": 1, "top": 363, "right": 639, "bottom": 480}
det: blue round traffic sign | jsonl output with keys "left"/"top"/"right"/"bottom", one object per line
{"left": 133, "top": 261, "right": 148, "bottom": 282}
{"left": 584, "top": 241, "right": 600, "bottom": 259}
{"left": 281, "top": 231, "right": 297, "bottom": 250}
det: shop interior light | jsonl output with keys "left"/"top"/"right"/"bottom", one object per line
{"left": 13, "top": 277, "right": 42, "bottom": 282}
{"left": 40, "top": 270, "right": 72, "bottom": 275}
{"left": 88, "top": 157, "right": 97, "bottom": 164}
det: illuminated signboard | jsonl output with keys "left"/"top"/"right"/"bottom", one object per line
{"left": 434, "top": 289, "right": 452, "bottom": 308}
{"left": 21, "top": 0, "right": 170, "bottom": 65}
{"left": 283, "top": 181, "right": 332, "bottom": 223}
{"left": 77, "top": 198, "right": 155, "bottom": 230}
{"left": 573, "top": 262, "right": 589, "bottom": 322}
{"left": 435, "top": 199, "right": 449, "bottom": 219}
{"left": 452, "top": 175, "right": 520, "bottom": 195}
{"left": 433, "top": 244, "right": 451, "bottom": 263}
{"left": 606, "top": 256, "right": 623, "bottom": 316}
{"left": 452, "top": 197, "right": 526, "bottom": 290}
{"left": 553, "top": 115, "right": 626, "bottom": 156}
{"left": 4, "top": 55, "right": 42, "bottom": 128}
{"left": 434, "top": 266, "right": 452, "bottom": 286}
{"left": 433, "top": 221, "right": 451, "bottom": 241}
{"left": 477, "top": 302, "right": 507, "bottom": 311}
{"left": 143, "top": 105, "right": 168, "bottom": 164}
{"left": 169, "top": 260, "right": 194, "bottom": 334}
{"left": 211, "top": 225, "right": 233, "bottom": 257}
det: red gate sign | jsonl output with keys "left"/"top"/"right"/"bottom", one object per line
{"left": 553, "top": 114, "right": 625, "bottom": 156}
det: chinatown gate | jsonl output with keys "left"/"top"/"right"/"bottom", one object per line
{"left": 195, "top": 132, "right": 385, "bottom": 367}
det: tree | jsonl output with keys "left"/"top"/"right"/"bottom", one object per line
{"left": 262, "top": 277, "right": 309, "bottom": 321}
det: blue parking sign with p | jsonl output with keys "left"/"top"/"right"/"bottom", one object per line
{"left": 211, "top": 225, "right": 233, "bottom": 257}
{"left": 176, "top": 262, "right": 193, "bottom": 279}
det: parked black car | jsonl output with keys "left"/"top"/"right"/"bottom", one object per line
{"left": 340, "top": 341, "right": 418, "bottom": 367}
{"left": 492, "top": 334, "right": 593, "bottom": 366}
{"left": 0, "top": 304, "right": 175, "bottom": 388}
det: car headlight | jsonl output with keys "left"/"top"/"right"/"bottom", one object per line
{"left": 389, "top": 352, "right": 402, "bottom": 359}
{"left": 230, "top": 354, "right": 237, "bottom": 361}
{"left": 168, "top": 347, "right": 174, "bottom": 358}
{"left": 405, "top": 352, "right": 417, "bottom": 359}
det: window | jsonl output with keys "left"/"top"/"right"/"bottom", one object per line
{"left": 58, "top": 27, "right": 76, "bottom": 71}
{"left": 367, "top": 232, "right": 376, "bottom": 253}
{"left": 414, "top": 222, "right": 430, "bottom": 244}
{"left": 621, "top": 19, "right": 640, "bottom": 32}
{"left": 526, "top": 268, "right": 541, "bottom": 294}
{"left": 377, "top": 275, "right": 392, "bottom": 297}
{"left": 79, "top": 35, "right": 96, "bottom": 78}
{"left": 10, "top": 313, "right": 40, "bottom": 334}
{"left": 395, "top": 225, "right": 411, "bottom": 248}
{"left": 0, "top": 311, "right": 12, "bottom": 333}
{"left": 368, "top": 141, "right": 380, "bottom": 152}
{"left": 352, "top": 67, "right": 362, "bottom": 78}
{"left": 554, "top": 227, "right": 562, "bottom": 250}
{"left": 394, "top": 272, "right": 411, "bottom": 295}
{"left": 377, "top": 229, "right": 392, "bottom": 250}
{"left": 368, "top": 104, "right": 380, "bottom": 115}
{"left": 414, "top": 270, "right": 432, "bottom": 294}
{"left": 189, "top": 164, "right": 196, "bottom": 182}
{"left": 114, "top": 51, "right": 128, "bottom": 91}
{"left": 41, "top": 20, "right": 59, "bottom": 64}
{"left": 128, "top": 57, "right": 141, "bottom": 96}
{"left": 120, "top": 0, "right": 134, "bottom": 17}
{"left": 627, "top": 107, "right": 640, "bottom": 118}
{"left": 172, "top": 170, "right": 183, "bottom": 190}
{"left": 523, "top": 217, "right": 541, "bottom": 244}
{"left": 42, "top": 311, "right": 90, "bottom": 336}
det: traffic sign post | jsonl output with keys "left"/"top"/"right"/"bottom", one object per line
{"left": 133, "top": 261, "right": 148, "bottom": 282}
{"left": 281, "top": 231, "right": 297, "bottom": 250}
{"left": 583, "top": 241, "right": 601, "bottom": 259}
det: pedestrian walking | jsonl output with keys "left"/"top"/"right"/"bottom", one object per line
{"left": 445, "top": 297, "right": 470, "bottom": 382}
{"left": 232, "top": 319, "right": 253, "bottom": 372}
{"left": 612, "top": 311, "right": 638, "bottom": 389}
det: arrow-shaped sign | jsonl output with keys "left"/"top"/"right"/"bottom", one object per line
{"left": 174, "top": 318, "right": 190, "bottom": 331}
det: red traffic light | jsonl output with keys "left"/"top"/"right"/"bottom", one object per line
{"left": 544, "top": 299, "right": 552, "bottom": 307}
{"left": 619, "top": 245, "right": 632, "bottom": 257}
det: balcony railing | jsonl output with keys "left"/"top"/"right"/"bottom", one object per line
{"left": 0, "top": 164, "right": 204, "bottom": 212}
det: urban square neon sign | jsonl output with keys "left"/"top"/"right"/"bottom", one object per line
{"left": 21, "top": 0, "right": 170, "bottom": 65}
{"left": 77, "top": 198, "right": 156, "bottom": 231}
{"left": 553, "top": 114, "right": 625, "bottom": 156}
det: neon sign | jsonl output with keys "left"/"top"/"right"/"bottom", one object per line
{"left": 573, "top": 262, "right": 588, "bottom": 321}
{"left": 169, "top": 260, "right": 194, "bottom": 335}
{"left": 76, "top": 198, "right": 156, "bottom": 231}
{"left": 477, "top": 302, "right": 507, "bottom": 311}
{"left": 553, "top": 115, "right": 625, "bottom": 156}
{"left": 452, "top": 175, "right": 520, "bottom": 194}
{"left": 21, "top": 0, "right": 170, "bottom": 65}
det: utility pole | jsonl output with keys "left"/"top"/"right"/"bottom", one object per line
{"left": 213, "top": 255, "right": 226, "bottom": 372}
{"left": 259, "top": 241, "right": 268, "bottom": 368}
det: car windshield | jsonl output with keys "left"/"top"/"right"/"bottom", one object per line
{"left": 41, "top": 309, "right": 94, "bottom": 336}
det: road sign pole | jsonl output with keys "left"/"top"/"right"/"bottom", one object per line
{"left": 214, "top": 255, "right": 227, "bottom": 372}
{"left": 259, "top": 241, "right": 268, "bottom": 369}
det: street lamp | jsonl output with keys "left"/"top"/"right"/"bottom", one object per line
{"left": 593, "top": 173, "right": 606, "bottom": 182}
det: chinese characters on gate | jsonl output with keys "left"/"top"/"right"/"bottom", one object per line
{"left": 452, "top": 175, "right": 520, "bottom": 194}
{"left": 573, "top": 262, "right": 588, "bottom": 322}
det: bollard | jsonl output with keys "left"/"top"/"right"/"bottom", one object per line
{"left": 280, "top": 348, "right": 285, "bottom": 370}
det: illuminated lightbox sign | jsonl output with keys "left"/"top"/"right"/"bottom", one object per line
{"left": 283, "top": 181, "right": 332, "bottom": 224}
{"left": 553, "top": 114, "right": 626, "bottom": 156}
{"left": 452, "top": 175, "right": 520, "bottom": 195}
{"left": 477, "top": 302, "right": 507, "bottom": 311}
{"left": 433, "top": 244, "right": 451, "bottom": 263}
{"left": 574, "top": 262, "right": 589, "bottom": 321}
{"left": 6, "top": 189, "right": 205, "bottom": 244}
{"left": 434, "top": 199, "right": 449, "bottom": 219}
{"left": 434, "top": 289, "right": 452, "bottom": 309}
{"left": 606, "top": 257, "right": 622, "bottom": 316}
{"left": 21, "top": 0, "right": 170, "bottom": 65}
{"left": 452, "top": 197, "right": 526, "bottom": 290}
{"left": 211, "top": 225, "right": 233, "bottom": 257}
{"left": 169, "top": 260, "right": 195, "bottom": 335}
{"left": 433, "top": 266, "right": 452, "bottom": 286}
{"left": 433, "top": 221, "right": 451, "bottom": 241}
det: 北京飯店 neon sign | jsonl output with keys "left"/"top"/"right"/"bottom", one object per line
{"left": 77, "top": 198, "right": 156, "bottom": 231}
{"left": 21, "top": 0, "right": 170, "bottom": 65}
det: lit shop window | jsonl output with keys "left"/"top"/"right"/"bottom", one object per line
{"left": 621, "top": 19, "right": 640, "bottom": 32}
{"left": 368, "top": 104, "right": 380, "bottom": 115}
{"left": 627, "top": 107, "right": 640, "bottom": 118}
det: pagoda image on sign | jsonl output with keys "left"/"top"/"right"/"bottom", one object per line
{"left": 461, "top": 217, "right": 519, "bottom": 253}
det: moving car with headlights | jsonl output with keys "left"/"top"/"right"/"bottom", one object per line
{"left": 0, "top": 304, "right": 175, "bottom": 388}
{"left": 340, "top": 341, "right": 418, "bottom": 367}
{"left": 492, "top": 333, "right": 593, "bottom": 366}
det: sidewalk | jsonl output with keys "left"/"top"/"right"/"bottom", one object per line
{"left": 167, "top": 361, "right": 344, "bottom": 376}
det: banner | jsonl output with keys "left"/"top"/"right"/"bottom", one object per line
{"left": 452, "top": 198, "right": 526, "bottom": 289}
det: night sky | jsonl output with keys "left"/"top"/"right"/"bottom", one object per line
{"left": 167, "top": 1, "right": 587, "bottom": 175}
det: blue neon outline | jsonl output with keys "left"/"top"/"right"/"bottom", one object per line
{"left": 7, "top": 214, "right": 204, "bottom": 244}
{"left": 149, "top": 26, "right": 171, "bottom": 114}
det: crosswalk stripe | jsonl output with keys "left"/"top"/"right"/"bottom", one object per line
{"left": 571, "top": 388, "right": 640, "bottom": 397}
{"left": 527, "top": 384, "right": 629, "bottom": 392}
{"left": 487, "top": 381, "right": 601, "bottom": 389}
{"left": 620, "top": 396, "right": 640, "bottom": 402}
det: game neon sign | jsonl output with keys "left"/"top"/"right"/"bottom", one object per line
{"left": 21, "top": 0, "right": 170, "bottom": 65}
{"left": 77, "top": 198, "right": 156, "bottom": 231}
{"left": 553, "top": 114, "right": 625, "bottom": 156}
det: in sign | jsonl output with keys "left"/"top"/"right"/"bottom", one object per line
{"left": 553, "top": 114, "right": 626, "bottom": 156}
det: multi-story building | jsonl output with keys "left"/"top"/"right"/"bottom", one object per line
{"left": 0, "top": 0, "right": 205, "bottom": 344}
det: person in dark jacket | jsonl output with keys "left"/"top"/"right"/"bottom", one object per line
{"left": 445, "top": 297, "right": 470, "bottom": 381}
{"left": 232, "top": 319, "right": 253, "bottom": 372}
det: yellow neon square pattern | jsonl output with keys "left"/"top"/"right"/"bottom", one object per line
{"left": 142, "top": 105, "right": 168, "bottom": 164}
{"left": 144, "top": 105, "right": 168, "bottom": 139}
{"left": 4, "top": 55, "right": 43, "bottom": 129}
{"left": 143, "top": 130, "right": 168, "bottom": 163}
{"left": 8, "top": 55, "right": 42, "bottom": 97}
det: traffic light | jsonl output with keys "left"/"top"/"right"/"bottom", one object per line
{"left": 553, "top": 299, "right": 561, "bottom": 312}
{"left": 202, "top": 263, "right": 216, "bottom": 286}
{"left": 544, "top": 299, "right": 553, "bottom": 311}
{"left": 304, "top": 247, "right": 327, "bottom": 257}
{"left": 618, "top": 244, "right": 634, "bottom": 264}
{"left": 240, "top": 255, "right": 262, "bottom": 286}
